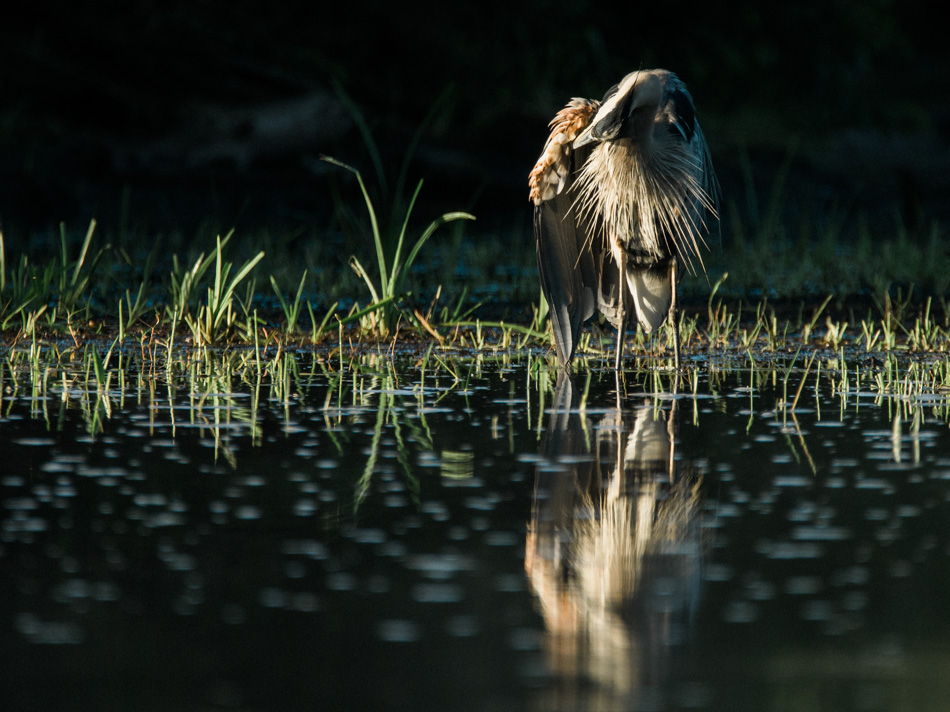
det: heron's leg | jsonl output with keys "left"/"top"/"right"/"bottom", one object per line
{"left": 615, "top": 245, "right": 626, "bottom": 371}
{"left": 615, "top": 319, "right": 626, "bottom": 370}
{"left": 669, "top": 258, "right": 680, "bottom": 371}
{"left": 666, "top": 397, "right": 678, "bottom": 483}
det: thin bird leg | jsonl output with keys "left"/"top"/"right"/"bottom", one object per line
{"left": 669, "top": 258, "right": 680, "bottom": 371}
{"left": 666, "top": 398, "right": 678, "bottom": 483}
{"left": 615, "top": 242, "right": 626, "bottom": 371}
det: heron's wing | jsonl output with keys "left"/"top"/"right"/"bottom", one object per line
{"left": 529, "top": 99, "right": 600, "bottom": 366}
{"left": 534, "top": 185, "right": 599, "bottom": 365}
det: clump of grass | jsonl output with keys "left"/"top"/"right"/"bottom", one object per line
{"left": 322, "top": 156, "right": 475, "bottom": 337}
{"left": 0, "top": 219, "right": 105, "bottom": 336}
{"left": 167, "top": 231, "right": 265, "bottom": 347}
{"left": 270, "top": 271, "right": 308, "bottom": 335}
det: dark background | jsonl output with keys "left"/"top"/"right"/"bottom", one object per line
{"left": 2, "top": 0, "right": 948, "bottom": 253}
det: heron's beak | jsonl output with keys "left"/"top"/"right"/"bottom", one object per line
{"left": 573, "top": 129, "right": 595, "bottom": 149}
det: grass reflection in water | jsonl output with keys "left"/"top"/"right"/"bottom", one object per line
{"left": 2, "top": 347, "right": 950, "bottom": 711}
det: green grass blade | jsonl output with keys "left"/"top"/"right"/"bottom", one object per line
{"left": 71, "top": 219, "right": 97, "bottom": 288}
{"left": 336, "top": 296, "right": 397, "bottom": 326}
{"left": 389, "top": 179, "right": 424, "bottom": 291}
{"left": 309, "top": 300, "right": 339, "bottom": 342}
{"left": 395, "top": 211, "right": 475, "bottom": 297}
{"left": 348, "top": 256, "right": 381, "bottom": 304}
{"left": 323, "top": 157, "right": 389, "bottom": 298}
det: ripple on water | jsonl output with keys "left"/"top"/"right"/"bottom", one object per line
{"left": 756, "top": 540, "right": 825, "bottom": 560}
{"left": 293, "top": 499, "right": 318, "bottom": 516}
{"left": 377, "top": 619, "right": 421, "bottom": 643}
{"left": 774, "top": 475, "right": 811, "bottom": 488}
{"left": 421, "top": 500, "right": 450, "bottom": 521}
{"left": 791, "top": 526, "right": 851, "bottom": 541}
{"left": 445, "top": 615, "right": 480, "bottom": 637}
{"left": 484, "top": 530, "right": 519, "bottom": 547}
{"left": 507, "top": 627, "right": 542, "bottom": 651}
{"left": 15, "top": 613, "right": 85, "bottom": 645}
{"left": 233, "top": 505, "right": 262, "bottom": 520}
{"left": 350, "top": 528, "right": 387, "bottom": 545}
{"left": 784, "top": 576, "right": 822, "bottom": 595}
{"left": 12, "top": 437, "right": 56, "bottom": 446}
{"left": 722, "top": 600, "right": 758, "bottom": 624}
{"left": 800, "top": 599, "right": 834, "bottom": 621}
{"left": 703, "top": 564, "right": 734, "bottom": 582}
{"left": 325, "top": 572, "right": 357, "bottom": 591}
{"left": 281, "top": 539, "right": 329, "bottom": 560}
{"left": 405, "top": 553, "right": 476, "bottom": 579}
{"left": 412, "top": 582, "right": 464, "bottom": 603}
{"left": 744, "top": 579, "right": 776, "bottom": 601}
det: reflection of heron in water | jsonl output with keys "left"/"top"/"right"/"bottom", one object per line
{"left": 525, "top": 372, "right": 703, "bottom": 706}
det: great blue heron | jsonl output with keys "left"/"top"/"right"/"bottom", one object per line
{"left": 529, "top": 69, "right": 719, "bottom": 369}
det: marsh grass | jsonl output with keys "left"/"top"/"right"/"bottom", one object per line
{"left": 1, "top": 154, "right": 948, "bottom": 367}
{"left": 322, "top": 156, "right": 475, "bottom": 337}
{"left": 167, "top": 231, "right": 265, "bottom": 347}
{"left": 6, "top": 346, "right": 950, "bottom": 470}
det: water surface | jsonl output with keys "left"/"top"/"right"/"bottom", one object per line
{"left": 2, "top": 350, "right": 950, "bottom": 711}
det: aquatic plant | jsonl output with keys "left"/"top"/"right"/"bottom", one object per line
{"left": 167, "top": 231, "right": 265, "bottom": 347}
{"left": 270, "top": 271, "right": 308, "bottom": 335}
{"left": 322, "top": 156, "right": 475, "bottom": 337}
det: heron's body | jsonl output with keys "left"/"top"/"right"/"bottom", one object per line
{"left": 529, "top": 69, "right": 718, "bottom": 368}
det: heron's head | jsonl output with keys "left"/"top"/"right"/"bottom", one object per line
{"left": 574, "top": 70, "right": 694, "bottom": 151}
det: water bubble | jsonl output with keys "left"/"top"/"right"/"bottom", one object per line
{"left": 761, "top": 541, "right": 824, "bottom": 560}
{"left": 15, "top": 613, "right": 85, "bottom": 645}
{"left": 12, "top": 437, "right": 56, "bottom": 446}
{"left": 722, "top": 600, "right": 758, "bottom": 623}
{"left": 421, "top": 500, "right": 450, "bottom": 521}
{"left": 377, "top": 541, "right": 407, "bottom": 558}
{"left": 703, "top": 564, "right": 734, "bottom": 582}
{"left": 774, "top": 475, "right": 810, "bottom": 488}
{"left": 484, "top": 531, "right": 518, "bottom": 547}
{"left": 352, "top": 528, "right": 387, "bottom": 545}
{"left": 888, "top": 560, "right": 913, "bottom": 578}
{"left": 366, "top": 575, "right": 391, "bottom": 594}
{"left": 791, "top": 526, "right": 851, "bottom": 541}
{"left": 447, "top": 526, "right": 468, "bottom": 541}
{"left": 326, "top": 572, "right": 357, "bottom": 591}
{"left": 508, "top": 627, "right": 542, "bottom": 651}
{"left": 284, "top": 561, "right": 307, "bottom": 579}
{"left": 784, "top": 576, "right": 822, "bottom": 595}
{"left": 744, "top": 579, "right": 776, "bottom": 601}
{"left": 445, "top": 615, "right": 480, "bottom": 637}
{"left": 234, "top": 505, "right": 262, "bottom": 520}
{"left": 841, "top": 591, "right": 868, "bottom": 611}
{"left": 3, "top": 497, "right": 38, "bottom": 511}
{"left": 260, "top": 587, "right": 288, "bottom": 608}
{"left": 800, "top": 600, "right": 834, "bottom": 621}
{"left": 384, "top": 494, "right": 408, "bottom": 509}
{"left": 209, "top": 500, "right": 229, "bottom": 515}
{"left": 293, "top": 499, "right": 317, "bottom": 516}
{"left": 412, "top": 583, "right": 464, "bottom": 603}
{"left": 377, "top": 619, "right": 421, "bottom": 643}
{"left": 494, "top": 574, "right": 524, "bottom": 593}
{"left": 289, "top": 592, "right": 320, "bottom": 612}
{"left": 405, "top": 554, "right": 475, "bottom": 579}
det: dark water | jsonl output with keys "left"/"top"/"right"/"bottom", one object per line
{"left": 3, "top": 351, "right": 950, "bottom": 711}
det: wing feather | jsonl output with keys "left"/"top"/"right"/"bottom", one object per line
{"left": 530, "top": 99, "right": 600, "bottom": 366}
